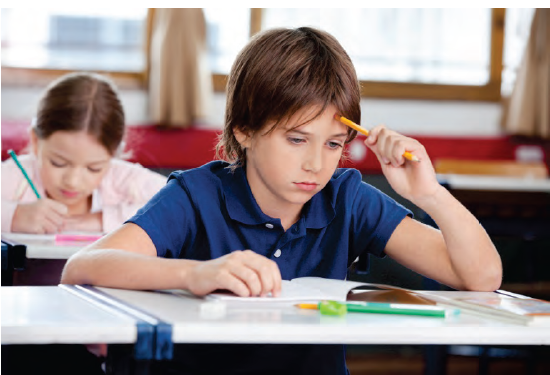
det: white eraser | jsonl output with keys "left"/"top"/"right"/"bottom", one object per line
{"left": 200, "top": 301, "right": 227, "bottom": 319}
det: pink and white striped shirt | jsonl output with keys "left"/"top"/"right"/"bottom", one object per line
{"left": 2, "top": 154, "right": 167, "bottom": 233}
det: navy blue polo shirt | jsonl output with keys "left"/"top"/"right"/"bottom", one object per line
{"left": 131, "top": 160, "right": 410, "bottom": 280}
{"left": 128, "top": 160, "right": 411, "bottom": 375}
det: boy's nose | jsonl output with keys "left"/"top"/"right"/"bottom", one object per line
{"left": 303, "top": 146, "right": 323, "bottom": 173}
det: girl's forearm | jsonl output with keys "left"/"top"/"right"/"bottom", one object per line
{"left": 63, "top": 212, "right": 103, "bottom": 233}
{"left": 414, "top": 186, "right": 502, "bottom": 291}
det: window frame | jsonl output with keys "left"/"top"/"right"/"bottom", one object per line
{"left": 1, "top": 8, "right": 505, "bottom": 101}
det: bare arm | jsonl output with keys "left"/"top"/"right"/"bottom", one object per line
{"left": 366, "top": 126, "right": 502, "bottom": 291}
{"left": 385, "top": 200, "right": 502, "bottom": 291}
{"left": 61, "top": 222, "right": 282, "bottom": 297}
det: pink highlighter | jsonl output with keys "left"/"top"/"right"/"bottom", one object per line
{"left": 55, "top": 234, "right": 103, "bottom": 243}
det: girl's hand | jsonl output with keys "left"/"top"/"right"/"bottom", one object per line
{"left": 185, "top": 250, "right": 282, "bottom": 298}
{"left": 364, "top": 125, "right": 442, "bottom": 204}
{"left": 63, "top": 212, "right": 103, "bottom": 233}
{"left": 11, "top": 199, "right": 68, "bottom": 234}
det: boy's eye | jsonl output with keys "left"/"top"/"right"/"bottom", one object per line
{"left": 288, "top": 137, "right": 305, "bottom": 144}
{"left": 87, "top": 167, "right": 102, "bottom": 173}
{"left": 327, "top": 141, "right": 343, "bottom": 149}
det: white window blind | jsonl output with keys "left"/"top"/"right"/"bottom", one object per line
{"left": 1, "top": 8, "right": 148, "bottom": 72}
{"left": 262, "top": 8, "right": 492, "bottom": 86}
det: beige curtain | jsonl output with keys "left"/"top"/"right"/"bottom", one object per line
{"left": 503, "top": 9, "right": 550, "bottom": 139}
{"left": 149, "top": 8, "right": 213, "bottom": 128}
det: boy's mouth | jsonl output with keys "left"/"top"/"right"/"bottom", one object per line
{"left": 294, "top": 182, "right": 319, "bottom": 191}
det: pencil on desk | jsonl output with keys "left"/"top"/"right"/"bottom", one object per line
{"left": 8, "top": 149, "right": 41, "bottom": 199}
{"left": 335, "top": 115, "right": 420, "bottom": 162}
{"left": 296, "top": 301, "right": 457, "bottom": 318}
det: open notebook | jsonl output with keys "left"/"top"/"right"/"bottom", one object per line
{"left": 206, "top": 276, "right": 435, "bottom": 305}
{"left": 201, "top": 277, "right": 550, "bottom": 326}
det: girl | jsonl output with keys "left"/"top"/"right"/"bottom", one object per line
{"left": 2, "top": 72, "right": 166, "bottom": 234}
{"left": 62, "top": 28, "right": 502, "bottom": 375}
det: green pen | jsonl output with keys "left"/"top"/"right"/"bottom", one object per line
{"left": 297, "top": 300, "right": 460, "bottom": 318}
{"left": 8, "top": 149, "right": 41, "bottom": 199}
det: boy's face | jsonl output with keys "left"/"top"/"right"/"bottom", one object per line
{"left": 32, "top": 130, "right": 112, "bottom": 214}
{"left": 237, "top": 104, "right": 348, "bottom": 216}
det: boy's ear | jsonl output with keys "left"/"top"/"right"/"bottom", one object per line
{"left": 233, "top": 127, "right": 252, "bottom": 149}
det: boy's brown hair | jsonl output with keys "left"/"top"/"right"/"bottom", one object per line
{"left": 217, "top": 27, "right": 361, "bottom": 167}
{"left": 33, "top": 72, "right": 125, "bottom": 156}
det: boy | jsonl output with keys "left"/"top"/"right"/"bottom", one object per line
{"left": 62, "top": 27, "right": 502, "bottom": 375}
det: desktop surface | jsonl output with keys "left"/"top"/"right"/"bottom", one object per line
{"left": 96, "top": 287, "right": 550, "bottom": 345}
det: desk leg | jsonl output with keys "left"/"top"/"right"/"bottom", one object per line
{"left": 106, "top": 344, "right": 151, "bottom": 375}
{"left": 423, "top": 345, "right": 448, "bottom": 375}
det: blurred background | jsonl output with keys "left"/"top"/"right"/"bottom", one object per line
{"left": 1, "top": 8, "right": 543, "bottom": 134}
{"left": 2, "top": 8, "right": 550, "bottom": 374}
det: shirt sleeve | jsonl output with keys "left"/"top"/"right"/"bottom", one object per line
{"left": 125, "top": 177, "right": 198, "bottom": 259}
{"left": 1, "top": 159, "right": 28, "bottom": 232}
{"left": 1, "top": 201, "right": 17, "bottom": 233}
{"left": 101, "top": 162, "right": 168, "bottom": 233}
{"left": 350, "top": 180, "right": 412, "bottom": 259}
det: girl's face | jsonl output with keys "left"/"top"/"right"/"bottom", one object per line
{"left": 236, "top": 104, "right": 348, "bottom": 217}
{"left": 31, "top": 130, "right": 113, "bottom": 213}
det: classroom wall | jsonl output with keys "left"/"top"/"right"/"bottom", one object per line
{"left": 207, "top": 92, "right": 504, "bottom": 137}
{"left": 1, "top": 86, "right": 503, "bottom": 137}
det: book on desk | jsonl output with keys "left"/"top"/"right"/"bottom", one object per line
{"left": 422, "top": 290, "right": 550, "bottom": 326}
{"left": 171, "top": 276, "right": 550, "bottom": 326}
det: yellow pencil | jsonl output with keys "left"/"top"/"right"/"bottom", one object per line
{"left": 296, "top": 303, "right": 318, "bottom": 310}
{"left": 335, "top": 115, "right": 420, "bottom": 162}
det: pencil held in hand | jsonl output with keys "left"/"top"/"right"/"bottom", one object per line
{"left": 334, "top": 115, "right": 420, "bottom": 162}
{"left": 8, "top": 149, "right": 42, "bottom": 198}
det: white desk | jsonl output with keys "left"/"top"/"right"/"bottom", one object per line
{"left": 1, "top": 286, "right": 137, "bottom": 345}
{"left": 436, "top": 174, "right": 550, "bottom": 192}
{"left": 1, "top": 233, "right": 97, "bottom": 259}
{"left": 96, "top": 288, "right": 550, "bottom": 346}
{"left": 1, "top": 233, "right": 101, "bottom": 286}
{"left": 4, "top": 285, "right": 549, "bottom": 375}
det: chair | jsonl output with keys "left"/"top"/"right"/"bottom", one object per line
{"left": 430, "top": 158, "right": 550, "bottom": 375}
{"left": 434, "top": 158, "right": 550, "bottom": 272}
{"left": 434, "top": 159, "right": 550, "bottom": 242}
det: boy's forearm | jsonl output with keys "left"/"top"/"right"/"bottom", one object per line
{"left": 61, "top": 249, "right": 198, "bottom": 290}
{"left": 414, "top": 186, "right": 503, "bottom": 291}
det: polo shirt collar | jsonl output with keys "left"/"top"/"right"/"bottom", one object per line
{"left": 221, "top": 166, "right": 335, "bottom": 229}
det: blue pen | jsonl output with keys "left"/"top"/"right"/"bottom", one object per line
{"left": 8, "top": 149, "right": 41, "bottom": 199}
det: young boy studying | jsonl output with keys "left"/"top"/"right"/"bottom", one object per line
{"left": 62, "top": 27, "right": 502, "bottom": 375}
{"left": 1, "top": 72, "right": 166, "bottom": 234}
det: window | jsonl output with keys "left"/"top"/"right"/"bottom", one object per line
{"left": 2, "top": 8, "right": 513, "bottom": 101}
{"left": 1, "top": 8, "right": 148, "bottom": 72}
{"left": 263, "top": 8, "right": 492, "bottom": 86}
{"left": 204, "top": 8, "right": 251, "bottom": 74}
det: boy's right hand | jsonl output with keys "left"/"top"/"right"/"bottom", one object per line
{"left": 185, "top": 250, "right": 282, "bottom": 298}
{"left": 11, "top": 199, "right": 68, "bottom": 234}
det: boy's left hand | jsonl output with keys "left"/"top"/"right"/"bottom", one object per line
{"left": 364, "top": 125, "right": 441, "bottom": 204}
